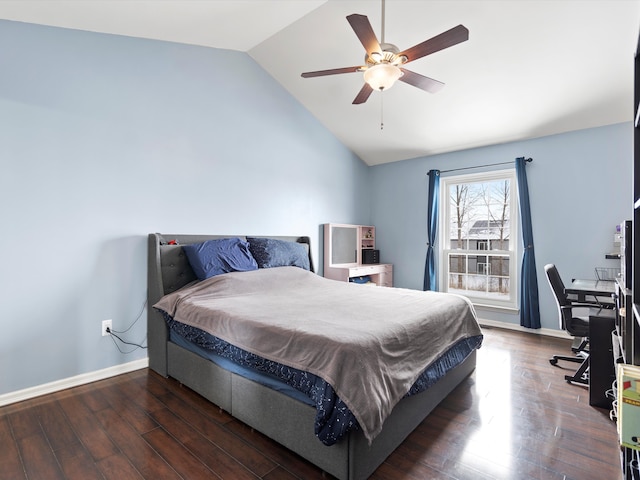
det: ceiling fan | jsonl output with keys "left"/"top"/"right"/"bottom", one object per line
{"left": 301, "top": 1, "right": 469, "bottom": 105}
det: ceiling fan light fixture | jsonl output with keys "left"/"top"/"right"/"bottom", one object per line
{"left": 363, "top": 63, "right": 403, "bottom": 91}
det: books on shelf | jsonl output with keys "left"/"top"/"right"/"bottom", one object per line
{"left": 617, "top": 363, "right": 640, "bottom": 450}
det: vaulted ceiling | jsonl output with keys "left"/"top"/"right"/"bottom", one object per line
{"left": 1, "top": 0, "right": 638, "bottom": 165}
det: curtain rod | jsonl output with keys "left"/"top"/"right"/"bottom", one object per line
{"left": 427, "top": 157, "right": 533, "bottom": 175}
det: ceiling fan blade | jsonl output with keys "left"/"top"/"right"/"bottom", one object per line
{"left": 347, "top": 14, "right": 382, "bottom": 56}
{"left": 353, "top": 83, "right": 374, "bottom": 104}
{"left": 399, "top": 69, "right": 445, "bottom": 93}
{"left": 398, "top": 24, "right": 469, "bottom": 63}
{"left": 301, "top": 66, "right": 362, "bottom": 78}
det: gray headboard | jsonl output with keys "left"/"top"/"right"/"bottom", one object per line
{"left": 147, "top": 233, "right": 313, "bottom": 376}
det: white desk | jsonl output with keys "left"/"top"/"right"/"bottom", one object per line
{"left": 324, "top": 263, "right": 393, "bottom": 287}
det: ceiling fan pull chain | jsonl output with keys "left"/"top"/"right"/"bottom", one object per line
{"left": 380, "top": 92, "right": 384, "bottom": 130}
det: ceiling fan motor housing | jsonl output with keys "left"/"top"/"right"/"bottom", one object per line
{"left": 366, "top": 43, "right": 407, "bottom": 66}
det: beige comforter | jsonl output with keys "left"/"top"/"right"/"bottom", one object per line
{"left": 154, "top": 266, "right": 482, "bottom": 443}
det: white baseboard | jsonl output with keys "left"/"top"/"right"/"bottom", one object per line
{"left": 0, "top": 358, "right": 149, "bottom": 407}
{"left": 478, "top": 318, "right": 572, "bottom": 340}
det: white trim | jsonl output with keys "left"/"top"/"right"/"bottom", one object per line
{"left": 0, "top": 358, "right": 149, "bottom": 407}
{"left": 474, "top": 303, "right": 519, "bottom": 314}
{"left": 478, "top": 317, "right": 571, "bottom": 339}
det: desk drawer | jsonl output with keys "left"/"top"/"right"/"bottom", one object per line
{"left": 349, "top": 264, "right": 393, "bottom": 287}
{"left": 350, "top": 265, "right": 380, "bottom": 276}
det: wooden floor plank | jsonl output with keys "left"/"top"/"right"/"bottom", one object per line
{"left": 54, "top": 443, "right": 105, "bottom": 480}
{"left": 56, "top": 394, "right": 120, "bottom": 462}
{"left": 0, "top": 415, "right": 27, "bottom": 480}
{"left": 18, "top": 433, "right": 66, "bottom": 480}
{"left": 142, "top": 427, "right": 219, "bottom": 480}
{"left": 155, "top": 387, "right": 278, "bottom": 476}
{"left": 36, "top": 401, "right": 81, "bottom": 453}
{"left": 148, "top": 407, "right": 259, "bottom": 480}
{"left": 8, "top": 408, "right": 41, "bottom": 441}
{"left": 96, "top": 453, "right": 145, "bottom": 480}
{"left": 95, "top": 407, "right": 182, "bottom": 480}
{"left": 224, "top": 419, "right": 328, "bottom": 480}
{"left": 263, "top": 466, "right": 306, "bottom": 480}
{"left": 98, "top": 380, "right": 159, "bottom": 435}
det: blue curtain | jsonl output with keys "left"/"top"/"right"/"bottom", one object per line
{"left": 515, "top": 157, "right": 541, "bottom": 328}
{"left": 424, "top": 170, "right": 440, "bottom": 291}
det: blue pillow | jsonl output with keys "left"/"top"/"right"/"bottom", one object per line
{"left": 247, "top": 237, "right": 310, "bottom": 271}
{"left": 183, "top": 237, "right": 258, "bottom": 280}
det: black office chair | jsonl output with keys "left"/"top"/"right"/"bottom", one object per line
{"left": 545, "top": 263, "right": 598, "bottom": 385}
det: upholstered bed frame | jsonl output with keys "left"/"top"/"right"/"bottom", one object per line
{"left": 147, "top": 233, "right": 476, "bottom": 480}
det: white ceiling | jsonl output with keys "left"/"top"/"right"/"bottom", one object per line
{"left": 1, "top": 0, "right": 639, "bottom": 166}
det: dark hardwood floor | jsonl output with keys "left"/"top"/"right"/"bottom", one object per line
{"left": 0, "top": 327, "right": 621, "bottom": 480}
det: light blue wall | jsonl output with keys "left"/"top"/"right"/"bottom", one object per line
{"left": 370, "top": 123, "right": 632, "bottom": 330}
{"left": 0, "top": 19, "right": 632, "bottom": 397}
{"left": 0, "top": 21, "right": 369, "bottom": 396}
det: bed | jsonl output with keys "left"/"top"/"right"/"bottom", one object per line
{"left": 147, "top": 233, "right": 482, "bottom": 480}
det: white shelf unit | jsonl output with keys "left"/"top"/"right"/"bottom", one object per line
{"left": 323, "top": 223, "right": 393, "bottom": 287}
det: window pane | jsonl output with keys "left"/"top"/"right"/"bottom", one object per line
{"left": 488, "top": 255, "right": 510, "bottom": 297}
{"left": 441, "top": 170, "right": 516, "bottom": 307}
{"left": 488, "top": 255, "right": 509, "bottom": 277}
{"left": 448, "top": 273, "right": 467, "bottom": 291}
{"left": 449, "top": 254, "right": 467, "bottom": 274}
{"left": 490, "top": 276, "right": 510, "bottom": 295}
{"left": 469, "top": 273, "right": 487, "bottom": 293}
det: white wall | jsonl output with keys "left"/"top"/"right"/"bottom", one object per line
{"left": 0, "top": 20, "right": 370, "bottom": 396}
{"left": 370, "top": 123, "right": 632, "bottom": 330}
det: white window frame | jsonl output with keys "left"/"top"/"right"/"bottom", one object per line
{"left": 438, "top": 168, "right": 519, "bottom": 310}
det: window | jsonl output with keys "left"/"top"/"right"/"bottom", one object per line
{"left": 439, "top": 169, "right": 519, "bottom": 309}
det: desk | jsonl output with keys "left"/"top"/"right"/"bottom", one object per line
{"left": 565, "top": 279, "right": 616, "bottom": 306}
{"left": 566, "top": 279, "right": 617, "bottom": 407}
{"left": 589, "top": 313, "right": 616, "bottom": 408}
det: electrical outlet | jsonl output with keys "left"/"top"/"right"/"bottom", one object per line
{"left": 102, "top": 319, "right": 112, "bottom": 337}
